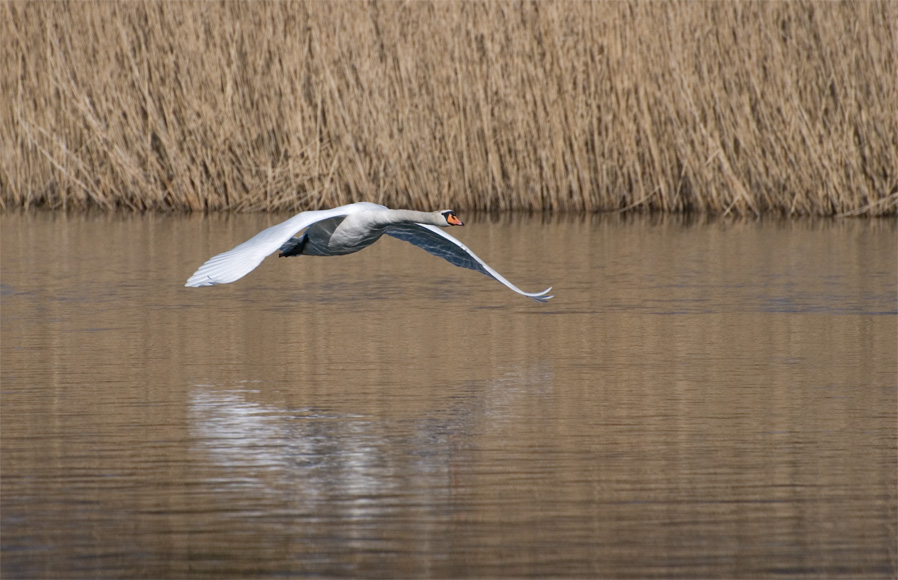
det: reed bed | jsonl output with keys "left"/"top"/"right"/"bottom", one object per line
{"left": 1, "top": 1, "right": 896, "bottom": 215}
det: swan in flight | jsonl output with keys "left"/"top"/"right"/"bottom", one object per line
{"left": 185, "top": 202, "right": 553, "bottom": 302}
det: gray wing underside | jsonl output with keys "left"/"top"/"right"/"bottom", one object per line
{"left": 384, "top": 223, "right": 553, "bottom": 302}
{"left": 384, "top": 224, "right": 492, "bottom": 276}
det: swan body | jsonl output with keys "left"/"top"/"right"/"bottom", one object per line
{"left": 185, "top": 202, "right": 553, "bottom": 302}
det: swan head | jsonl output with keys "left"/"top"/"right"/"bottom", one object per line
{"left": 440, "top": 210, "right": 464, "bottom": 227}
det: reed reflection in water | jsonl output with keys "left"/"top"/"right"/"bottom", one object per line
{"left": 1, "top": 211, "right": 896, "bottom": 578}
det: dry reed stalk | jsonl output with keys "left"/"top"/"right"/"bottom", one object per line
{"left": 1, "top": 1, "right": 895, "bottom": 215}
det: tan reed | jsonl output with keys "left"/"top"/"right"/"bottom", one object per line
{"left": 1, "top": 1, "right": 896, "bottom": 215}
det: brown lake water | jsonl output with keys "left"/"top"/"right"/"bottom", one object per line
{"left": 1, "top": 211, "right": 896, "bottom": 579}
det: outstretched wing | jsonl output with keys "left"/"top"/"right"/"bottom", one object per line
{"left": 185, "top": 203, "right": 384, "bottom": 287}
{"left": 384, "top": 223, "right": 553, "bottom": 302}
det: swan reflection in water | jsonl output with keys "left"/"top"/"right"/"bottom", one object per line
{"left": 188, "top": 366, "right": 554, "bottom": 511}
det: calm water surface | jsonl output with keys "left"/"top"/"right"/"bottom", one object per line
{"left": 2, "top": 211, "right": 896, "bottom": 579}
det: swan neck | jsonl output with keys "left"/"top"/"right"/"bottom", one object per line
{"left": 384, "top": 209, "right": 442, "bottom": 226}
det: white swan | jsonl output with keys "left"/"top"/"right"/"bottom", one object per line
{"left": 185, "top": 202, "right": 553, "bottom": 302}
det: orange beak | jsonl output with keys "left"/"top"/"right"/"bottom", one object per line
{"left": 447, "top": 214, "right": 464, "bottom": 226}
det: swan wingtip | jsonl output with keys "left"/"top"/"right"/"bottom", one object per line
{"left": 529, "top": 288, "right": 554, "bottom": 303}
{"left": 185, "top": 274, "right": 214, "bottom": 287}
